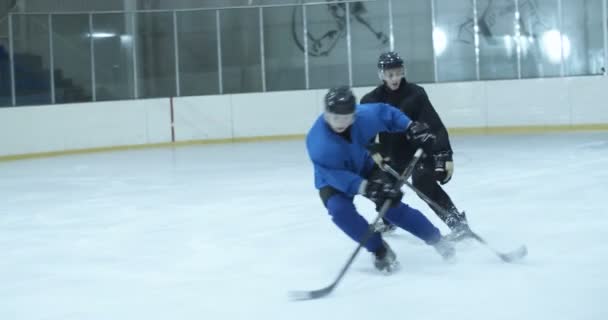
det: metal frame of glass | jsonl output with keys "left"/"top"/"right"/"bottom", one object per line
{"left": 472, "top": 0, "right": 480, "bottom": 80}
{"left": 3, "top": 0, "right": 608, "bottom": 107}
{"left": 8, "top": 13, "right": 15, "bottom": 106}
{"left": 89, "top": 13, "right": 96, "bottom": 101}
{"left": 48, "top": 14, "right": 55, "bottom": 103}
{"left": 604, "top": 0, "right": 608, "bottom": 75}
{"left": 515, "top": 0, "right": 522, "bottom": 79}
{"left": 173, "top": 10, "right": 180, "bottom": 97}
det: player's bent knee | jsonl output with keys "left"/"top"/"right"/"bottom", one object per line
{"left": 326, "top": 194, "right": 357, "bottom": 218}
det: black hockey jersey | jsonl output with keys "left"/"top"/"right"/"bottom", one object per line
{"left": 360, "top": 79, "right": 452, "bottom": 165}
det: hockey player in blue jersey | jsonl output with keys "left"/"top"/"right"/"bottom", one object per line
{"left": 306, "top": 86, "right": 455, "bottom": 273}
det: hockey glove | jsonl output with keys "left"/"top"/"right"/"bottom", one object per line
{"left": 366, "top": 142, "right": 391, "bottom": 170}
{"left": 405, "top": 121, "right": 436, "bottom": 155}
{"left": 360, "top": 178, "right": 403, "bottom": 206}
{"left": 433, "top": 151, "right": 454, "bottom": 185}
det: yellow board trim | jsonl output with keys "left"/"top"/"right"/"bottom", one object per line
{"left": 2, "top": 125, "right": 608, "bottom": 162}
{"left": 0, "top": 134, "right": 305, "bottom": 162}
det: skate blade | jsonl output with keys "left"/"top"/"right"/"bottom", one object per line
{"left": 379, "top": 261, "right": 400, "bottom": 275}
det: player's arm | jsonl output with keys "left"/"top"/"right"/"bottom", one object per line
{"left": 373, "top": 102, "right": 440, "bottom": 148}
{"left": 372, "top": 103, "right": 436, "bottom": 155}
{"left": 375, "top": 103, "right": 411, "bottom": 132}
{"left": 312, "top": 161, "right": 364, "bottom": 196}
{"left": 417, "top": 89, "right": 454, "bottom": 184}
{"left": 416, "top": 89, "right": 452, "bottom": 155}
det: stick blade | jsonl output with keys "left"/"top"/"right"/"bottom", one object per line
{"left": 288, "top": 286, "right": 334, "bottom": 301}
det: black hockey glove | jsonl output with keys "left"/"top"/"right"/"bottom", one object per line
{"left": 366, "top": 142, "right": 390, "bottom": 169}
{"left": 361, "top": 177, "right": 403, "bottom": 206}
{"left": 433, "top": 151, "right": 454, "bottom": 185}
{"left": 405, "top": 121, "right": 436, "bottom": 155}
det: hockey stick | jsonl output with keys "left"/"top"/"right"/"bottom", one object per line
{"left": 288, "top": 149, "right": 424, "bottom": 301}
{"left": 380, "top": 164, "right": 527, "bottom": 263}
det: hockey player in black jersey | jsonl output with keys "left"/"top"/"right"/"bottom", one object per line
{"left": 360, "top": 51, "right": 471, "bottom": 241}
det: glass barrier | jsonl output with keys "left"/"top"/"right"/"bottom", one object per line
{"left": 12, "top": 14, "right": 52, "bottom": 106}
{"left": 392, "top": 0, "right": 435, "bottom": 83}
{"left": 51, "top": 14, "right": 92, "bottom": 103}
{"left": 1, "top": 16, "right": 10, "bottom": 106}
{"left": 92, "top": 13, "right": 136, "bottom": 101}
{"left": 518, "top": 0, "right": 561, "bottom": 78}
{"left": 263, "top": 5, "right": 306, "bottom": 91}
{"left": 135, "top": 11, "right": 176, "bottom": 98}
{"left": 220, "top": 8, "right": 263, "bottom": 94}
{"left": 350, "top": 0, "right": 391, "bottom": 87}
{"left": 177, "top": 9, "right": 220, "bottom": 96}
{"left": 1, "top": 0, "right": 607, "bottom": 107}
{"left": 305, "top": 3, "right": 350, "bottom": 89}
{"left": 477, "top": 0, "right": 518, "bottom": 80}
{"left": 562, "top": 0, "right": 605, "bottom": 76}
{"left": 434, "top": 0, "right": 477, "bottom": 82}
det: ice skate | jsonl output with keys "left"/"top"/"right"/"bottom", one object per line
{"left": 445, "top": 210, "right": 473, "bottom": 242}
{"left": 373, "top": 241, "right": 399, "bottom": 274}
{"left": 433, "top": 237, "right": 456, "bottom": 261}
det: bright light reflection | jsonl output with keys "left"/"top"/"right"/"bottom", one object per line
{"left": 87, "top": 32, "right": 116, "bottom": 38}
{"left": 433, "top": 28, "right": 447, "bottom": 57}
{"left": 541, "top": 30, "right": 571, "bottom": 63}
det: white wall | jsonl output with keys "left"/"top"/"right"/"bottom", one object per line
{"left": 567, "top": 76, "right": 608, "bottom": 124}
{"left": 0, "top": 98, "right": 170, "bottom": 156}
{"left": 421, "top": 82, "right": 487, "bottom": 128}
{"left": 1, "top": 76, "right": 607, "bottom": 158}
{"left": 173, "top": 95, "right": 233, "bottom": 141}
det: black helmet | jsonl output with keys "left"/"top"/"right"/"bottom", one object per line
{"left": 325, "top": 86, "right": 356, "bottom": 114}
{"left": 377, "top": 51, "right": 404, "bottom": 70}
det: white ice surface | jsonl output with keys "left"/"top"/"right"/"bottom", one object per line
{"left": 1, "top": 131, "right": 607, "bottom": 320}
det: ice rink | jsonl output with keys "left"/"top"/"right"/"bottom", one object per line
{"left": 1, "top": 131, "right": 607, "bottom": 320}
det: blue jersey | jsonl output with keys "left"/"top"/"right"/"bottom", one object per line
{"left": 306, "top": 103, "right": 412, "bottom": 196}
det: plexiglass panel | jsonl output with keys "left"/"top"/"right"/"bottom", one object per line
{"left": 220, "top": 8, "right": 262, "bottom": 94}
{"left": 434, "top": 0, "right": 477, "bottom": 82}
{"left": 518, "top": 0, "right": 561, "bottom": 78}
{"left": 52, "top": 14, "right": 92, "bottom": 103}
{"left": 11, "top": 14, "right": 52, "bottom": 106}
{"left": 263, "top": 6, "right": 306, "bottom": 91}
{"left": 135, "top": 11, "right": 176, "bottom": 98}
{"left": 561, "top": 0, "right": 604, "bottom": 76}
{"left": 2, "top": 0, "right": 607, "bottom": 106}
{"left": 92, "top": 13, "right": 135, "bottom": 101}
{"left": 477, "top": 0, "right": 518, "bottom": 80}
{"left": 305, "top": 3, "right": 349, "bottom": 89}
{"left": 350, "top": 0, "right": 391, "bottom": 87}
{"left": 392, "top": 0, "right": 435, "bottom": 83}
{"left": 0, "top": 16, "right": 11, "bottom": 106}
{"left": 177, "top": 10, "right": 219, "bottom": 96}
